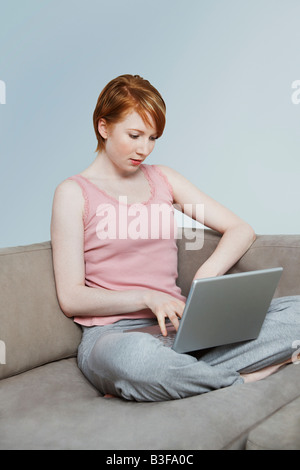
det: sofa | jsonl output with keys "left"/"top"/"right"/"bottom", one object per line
{"left": 1, "top": 228, "right": 300, "bottom": 450}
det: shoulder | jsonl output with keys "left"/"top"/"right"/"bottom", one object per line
{"left": 52, "top": 177, "right": 85, "bottom": 213}
{"left": 152, "top": 165, "right": 196, "bottom": 205}
{"left": 154, "top": 164, "right": 178, "bottom": 177}
{"left": 154, "top": 164, "right": 187, "bottom": 182}
{"left": 54, "top": 177, "right": 83, "bottom": 199}
{"left": 154, "top": 165, "right": 204, "bottom": 208}
{"left": 154, "top": 164, "right": 191, "bottom": 189}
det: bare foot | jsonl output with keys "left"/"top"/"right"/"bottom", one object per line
{"left": 241, "top": 358, "right": 292, "bottom": 383}
{"left": 104, "top": 393, "right": 117, "bottom": 398}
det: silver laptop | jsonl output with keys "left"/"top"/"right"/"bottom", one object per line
{"left": 125, "top": 268, "right": 283, "bottom": 353}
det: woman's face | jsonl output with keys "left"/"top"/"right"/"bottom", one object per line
{"left": 98, "top": 110, "right": 158, "bottom": 173}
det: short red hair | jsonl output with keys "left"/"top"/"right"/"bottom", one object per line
{"left": 93, "top": 74, "right": 166, "bottom": 152}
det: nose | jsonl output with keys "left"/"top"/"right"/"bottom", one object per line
{"left": 136, "top": 138, "right": 154, "bottom": 157}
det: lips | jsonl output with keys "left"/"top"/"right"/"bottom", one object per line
{"left": 130, "top": 158, "right": 143, "bottom": 166}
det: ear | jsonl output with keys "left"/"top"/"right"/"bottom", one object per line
{"left": 98, "top": 118, "right": 109, "bottom": 139}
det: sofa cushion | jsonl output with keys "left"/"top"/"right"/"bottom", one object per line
{"left": 246, "top": 395, "right": 300, "bottom": 450}
{"left": 0, "top": 242, "right": 82, "bottom": 379}
{"left": 1, "top": 358, "right": 300, "bottom": 450}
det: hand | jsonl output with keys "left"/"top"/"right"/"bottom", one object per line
{"left": 143, "top": 290, "right": 186, "bottom": 336}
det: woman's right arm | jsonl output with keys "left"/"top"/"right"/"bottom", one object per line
{"left": 50, "top": 180, "right": 184, "bottom": 334}
{"left": 50, "top": 180, "right": 148, "bottom": 317}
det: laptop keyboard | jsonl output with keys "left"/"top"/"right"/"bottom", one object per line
{"left": 152, "top": 332, "right": 176, "bottom": 348}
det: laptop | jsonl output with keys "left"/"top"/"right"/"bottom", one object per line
{"left": 125, "top": 267, "right": 283, "bottom": 353}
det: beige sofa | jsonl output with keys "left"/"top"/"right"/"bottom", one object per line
{"left": 1, "top": 229, "right": 300, "bottom": 450}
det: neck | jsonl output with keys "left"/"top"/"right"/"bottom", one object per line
{"left": 91, "top": 152, "right": 132, "bottom": 180}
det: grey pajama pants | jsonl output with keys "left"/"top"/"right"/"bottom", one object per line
{"left": 77, "top": 295, "right": 300, "bottom": 402}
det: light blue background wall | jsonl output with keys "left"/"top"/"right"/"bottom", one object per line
{"left": 0, "top": 0, "right": 299, "bottom": 247}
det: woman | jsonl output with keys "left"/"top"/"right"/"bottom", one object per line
{"left": 51, "top": 74, "right": 299, "bottom": 401}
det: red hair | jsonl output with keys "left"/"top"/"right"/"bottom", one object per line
{"left": 93, "top": 74, "right": 166, "bottom": 152}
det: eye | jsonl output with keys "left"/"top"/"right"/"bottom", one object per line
{"left": 129, "top": 134, "right": 139, "bottom": 139}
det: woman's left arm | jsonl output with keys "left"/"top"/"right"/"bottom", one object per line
{"left": 157, "top": 165, "right": 256, "bottom": 279}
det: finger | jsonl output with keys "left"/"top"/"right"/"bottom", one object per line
{"left": 157, "top": 314, "right": 167, "bottom": 337}
{"left": 167, "top": 312, "right": 180, "bottom": 331}
{"left": 171, "top": 300, "right": 186, "bottom": 318}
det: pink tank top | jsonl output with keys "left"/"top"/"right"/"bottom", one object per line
{"left": 67, "top": 164, "right": 186, "bottom": 326}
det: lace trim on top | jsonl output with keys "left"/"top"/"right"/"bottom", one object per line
{"left": 76, "top": 164, "right": 155, "bottom": 206}
{"left": 67, "top": 164, "right": 173, "bottom": 226}
{"left": 67, "top": 176, "right": 90, "bottom": 225}
{"left": 152, "top": 165, "right": 174, "bottom": 201}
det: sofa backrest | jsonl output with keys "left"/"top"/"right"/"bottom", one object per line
{"left": 176, "top": 229, "right": 300, "bottom": 298}
{"left": 1, "top": 229, "right": 299, "bottom": 380}
{"left": 0, "top": 241, "right": 82, "bottom": 380}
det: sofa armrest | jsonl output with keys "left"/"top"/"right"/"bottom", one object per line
{"left": 0, "top": 241, "right": 82, "bottom": 380}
